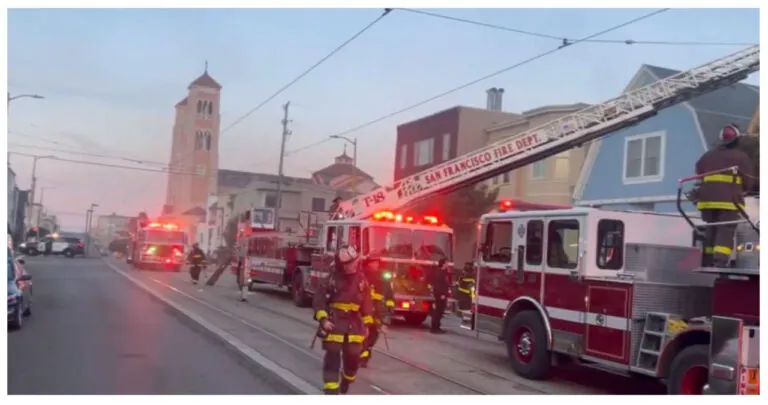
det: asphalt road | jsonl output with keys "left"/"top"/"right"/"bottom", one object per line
{"left": 7, "top": 257, "right": 295, "bottom": 395}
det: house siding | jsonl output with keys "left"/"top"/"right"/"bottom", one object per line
{"left": 578, "top": 105, "right": 704, "bottom": 201}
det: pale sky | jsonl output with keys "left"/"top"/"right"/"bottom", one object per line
{"left": 7, "top": 8, "right": 760, "bottom": 231}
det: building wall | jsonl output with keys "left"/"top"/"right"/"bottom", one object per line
{"left": 393, "top": 107, "right": 519, "bottom": 181}
{"left": 576, "top": 105, "right": 704, "bottom": 204}
{"left": 94, "top": 214, "right": 133, "bottom": 246}
{"left": 7, "top": 168, "right": 18, "bottom": 233}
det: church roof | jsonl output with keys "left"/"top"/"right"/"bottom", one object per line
{"left": 175, "top": 96, "right": 188, "bottom": 107}
{"left": 188, "top": 71, "right": 222, "bottom": 90}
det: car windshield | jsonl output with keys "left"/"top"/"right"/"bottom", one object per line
{"left": 143, "top": 230, "right": 186, "bottom": 244}
{"left": 413, "top": 230, "right": 453, "bottom": 261}
{"left": 365, "top": 226, "right": 413, "bottom": 259}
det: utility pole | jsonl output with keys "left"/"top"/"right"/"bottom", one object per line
{"left": 275, "top": 101, "right": 291, "bottom": 232}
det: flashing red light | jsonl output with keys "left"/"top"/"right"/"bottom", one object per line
{"left": 423, "top": 215, "right": 439, "bottom": 225}
{"left": 147, "top": 222, "right": 179, "bottom": 230}
{"left": 405, "top": 216, "right": 414, "bottom": 223}
{"left": 401, "top": 301, "right": 410, "bottom": 309}
{"left": 501, "top": 200, "right": 513, "bottom": 209}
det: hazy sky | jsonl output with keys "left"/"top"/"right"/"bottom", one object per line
{"left": 7, "top": 8, "right": 759, "bottom": 231}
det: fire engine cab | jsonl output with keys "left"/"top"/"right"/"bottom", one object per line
{"left": 127, "top": 220, "right": 188, "bottom": 271}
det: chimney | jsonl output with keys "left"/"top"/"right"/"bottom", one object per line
{"left": 495, "top": 88, "right": 504, "bottom": 111}
{"left": 486, "top": 88, "right": 497, "bottom": 110}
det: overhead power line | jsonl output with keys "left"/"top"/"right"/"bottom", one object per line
{"left": 399, "top": 8, "right": 756, "bottom": 47}
{"left": 8, "top": 142, "right": 170, "bottom": 167}
{"left": 8, "top": 151, "right": 205, "bottom": 177}
{"left": 220, "top": 8, "right": 393, "bottom": 135}
{"left": 285, "top": 8, "right": 670, "bottom": 157}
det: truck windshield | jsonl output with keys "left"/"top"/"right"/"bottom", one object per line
{"left": 366, "top": 227, "right": 413, "bottom": 259}
{"left": 143, "top": 230, "right": 186, "bottom": 244}
{"left": 414, "top": 230, "right": 453, "bottom": 262}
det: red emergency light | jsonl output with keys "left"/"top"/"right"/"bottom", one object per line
{"left": 372, "top": 211, "right": 441, "bottom": 226}
{"left": 147, "top": 222, "right": 179, "bottom": 230}
{"left": 497, "top": 200, "right": 571, "bottom": 213}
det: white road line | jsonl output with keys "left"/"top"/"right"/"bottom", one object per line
{"left": 105, "top": 261, "right": 322, "bottom": 395}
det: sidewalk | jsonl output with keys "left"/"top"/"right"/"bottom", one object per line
{"left": 127, "top": 263, "right": 629, "bottom": 395}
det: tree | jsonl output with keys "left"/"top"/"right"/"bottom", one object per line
{"left": 410, "top": 184, "right": 499, "bottom": 263}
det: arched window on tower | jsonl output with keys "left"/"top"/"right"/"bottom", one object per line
{"left": 205, "top": 131, "right": 212, "bottom": 150}
{"left": 195, "top": 130, "right": 203, "bottom": 150}
{"left": 196, "top": 100, "right": 203, "bottom": 115}
{"left": 207, "top": 101, "right": 213, "bottom": 118}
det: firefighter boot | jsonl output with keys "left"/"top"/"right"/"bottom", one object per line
{"left": 360, "top": 350, "right": 370, "bottom": 368}
{"left": 340, "top": 375, "right": 353, "bottom": 394}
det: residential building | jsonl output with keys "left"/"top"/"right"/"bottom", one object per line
{"left": 484, "top": 103, "right": 590, "bottom": 205}
{"left": 573, "top": 64, "right": 759, "bottom": 212}
{"left": 393, "top": 91, "right": 521, "bottom": 181}
{"left": 164, "top": 65, "right": 222, "bottom": 217}
{"left": 7, "top": 168, "right": 18, "bottom": 234}
{"left": 93, "top": 213, "right": 133, "bottom": 246}
{"left": 12, "top": 189, "right": 29, "bottom": 244}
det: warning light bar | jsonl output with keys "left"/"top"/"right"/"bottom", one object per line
{"left": 497, "top": 200, "right": 571, "bottom": 213}
{"left": 146, "top": 222, "right": 179, "bottom": 230}
{"left": 372, "top": 211, "right": 441, "bottom": 226}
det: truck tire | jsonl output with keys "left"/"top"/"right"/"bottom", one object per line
{"left": 291, "top": 273, "right": 311, "bottom": 307}
{"left": 505, "top": 310, "right": 551, "bottom": 380}
{"left": 403, "top": 313, "right": 428, "bottom": 327}
{"left": 667, "top": 344, "right": 709, "bottom": 395}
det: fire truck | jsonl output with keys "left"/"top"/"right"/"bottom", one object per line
{"left": 126, "top": 220, "right": 188, "bottom": 271}
{"left": 236, "top": 207, "right": 454, "bottom": 326}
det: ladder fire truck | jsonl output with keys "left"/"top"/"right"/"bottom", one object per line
{"left": 236, "top": 207, "right": 454, "bottom": 326}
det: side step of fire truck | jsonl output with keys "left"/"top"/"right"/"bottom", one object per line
{"left": 336, "top": 45, "right": 759, "bottom": 220}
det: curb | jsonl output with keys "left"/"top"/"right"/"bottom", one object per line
{"left": 104, "top": 260, "right": 321, "bottom": 395}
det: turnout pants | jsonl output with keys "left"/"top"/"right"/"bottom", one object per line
{"left": 361, "top": 321, "right": 380, "bottom": 366}
{"left": 322, "top": 334, "right": 364, "bottom": 394}
{"left": 190, "top": 265, "right": 202, "bottom": 281}
{"left": 700, "top": 209, "right": 739, "bottom": 267}
{"left": 431, "top": 295, "right": 447, "bottom": 331}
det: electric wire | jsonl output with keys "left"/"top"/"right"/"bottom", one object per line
{"left": 285, "top": 8, "right": 671, "bottom": 157}
{"left": 8, "top": 151, "right": 205, "bottom": 177}
{"left": 8, "top": 142, "right": 170, "bottom": 167}
{"left": 398, "top": 8, "right": 756, "bottom": 47}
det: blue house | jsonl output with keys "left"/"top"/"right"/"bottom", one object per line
{"left": 573, "top": 64, "right": 759, "bottom": 213}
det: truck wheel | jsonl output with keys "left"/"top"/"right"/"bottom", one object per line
{"left": 403, "top": 313, "right": 428, "bottom": 327}
{"left": 505, "top": 310, "right": 551, "bottom": 380}
{"left": 291, "top": 274, "right": 310, "bottom": 307}
{"left": 667, "top": 344, "right": 709, "bottom": 395}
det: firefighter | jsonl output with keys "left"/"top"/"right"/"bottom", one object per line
{"left": 428, "top": 258, "right": 451, "bottom": 334}
{"left": 694, "top": 124, "right": 754, "bottom": 267}
{"left": 454, "top": 262, "right": 475, "bottom": 312}
{"left": 187, "top": 243, "right": 207, "bottom": 284}
{"left": 313, "top": 245, "right": 375, "bottom": 395}
{"left": 360, "top": 254, "right": 394, "bottom": 368}
{"left": 328, "top": 196, "right": 344, "bottom": 220}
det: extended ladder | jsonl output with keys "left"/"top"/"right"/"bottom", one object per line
{"left": 337, "top": 45, "right": 760, "bottom": 220}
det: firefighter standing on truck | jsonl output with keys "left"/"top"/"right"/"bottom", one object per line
{"left": 313, "top": 245, "right": 375, "bottom": 395}
{"left": 360, "top": 254, "right": 394, "bottom": 368}
{"left": 694, "top": 124, "right": 754, "bottom": 267}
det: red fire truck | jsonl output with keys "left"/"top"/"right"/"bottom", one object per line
{"left": 236, "top": 208, "right": 454, "bottom": 326}
{"left": 126, "top": 220, "right": 188, "bottom": 271}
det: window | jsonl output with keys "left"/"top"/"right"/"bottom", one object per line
{"left": 481, "top": 221, "right": 513, "bottom": 263}
{"left": 195, "top": 130, "right": 203, "bottom": 150}
{"left": 531, "top": 161, "right": 546, "bottom": 179}
{"left": 546, "top": 219, "right": 579, "bottom": 269}
{"left": 414, "top": 230, "right": 453, "bottom": 261}
{"left": 441, "top": 133, "right": 451, "bottom": 161}
{"left": 205, "top": 131, "right": 212, "bottom": 150}
{"left": 413, "top": 138, "right": 434, "bottom": 167}
{"left": 349, "top": 226, "right": 361, "bottom": 251}
{"left": 596, "top": 219, "right": 624, "bottom": 270}
{"left": 525, "top": 220, "right": 544, "bottom": 265}
{"left": 207, "top": 101, "right": 213, "bottom": 117}
{"left": 624, "top": 132, "right": 665, "bottom": 183}
{"left": 492, "top": 175, "right": 500, "bottom": 186}
{"left": 400, "top": 144, "right": 408, "bottom": 169}
{"left": 365, "top": 226, "right": 413, "bottom": 259}
{"left": 264, "top": 192, "right": 278, "bottom": 208}
{"left": 311, "top": 197, "right": 325, "bottom": 212}
{"left": 195, "top": 165, "right": 206, "bottom": 176}
{"left": 503, "top": 171, "right": 511, "bottom": 184}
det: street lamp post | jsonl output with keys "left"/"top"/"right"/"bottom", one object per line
{"left": 8, "top": 92, "right": 45, "bottom": 109}
{"left": 85, "top": 203, "right": 99, "bottom": 256}
{"left": 329, "top": 135, "right": 359, "bottom": 194}
{"left": 23, "top": 154, "right": 56, "bottom": 231}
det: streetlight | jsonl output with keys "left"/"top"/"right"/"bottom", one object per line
{"left": 85, "top": 203, "right": 99, "bottom": 256}
{"left": 329, "top": 135, "right": 359, "bottom": 194}
{"left": 8, "top": 92, "right": 45, "bottom": 108}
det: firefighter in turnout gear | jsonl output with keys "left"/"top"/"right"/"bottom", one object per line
{"left": 313, "top": 245, "right": 375, "bottom": 395}
{"left": 187, "top": 243, "right": 207, "bottom": 284}
{"left": 360, "top": 255, "right": 394, "bottom": 368}
{"left": 455, "top": 262, "right": 476, "bottom": 312}
{"left": 694, "top": 124, "right": 754, "bottom": 267}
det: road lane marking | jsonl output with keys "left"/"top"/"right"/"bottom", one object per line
{"left": 105, "top": 261, "right": 322, "bottom": 395}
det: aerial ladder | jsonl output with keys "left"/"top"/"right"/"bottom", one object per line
{"left": 334, "top": 45, "right": 760, "bottom": 220}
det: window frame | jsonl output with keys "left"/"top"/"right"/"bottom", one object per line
{"left": 545, "top": 219, "right": 580, "bottom": 270}
{"left": 481, "top": 220, "right": 513, "bottom": 264}
{"left": 311, "top": 197, "right": 325, "bottom": 212}
{"left": 525, "top": 219, "right": 544, "bottom": 266}
{"left": 622, "top": 131, "right": 666, "bottom": 184}
{"left": 595, "top": 219, "right": 625, "bottom": 271}
{"left": 264, "top": 192, "right": 278, "bottom": 209}
{"left": 530, "top": 160, "right": 547, "bottom": 180}
{"left": 413, "top": 138, "right": 434, "bottom": 167}
{"left": 441, "top": 133, "right": 451, "bottom": 161}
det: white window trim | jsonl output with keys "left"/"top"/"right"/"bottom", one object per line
{"left": 413, "top": 138, "right": 434, "bottom": 167}
{"left": 530, "top": 161, "right": 547, "bottom": 180}
{"left": 399, "top": 144, "right": 408, "bottom": 169}
{"left": 622, "top": 131, "right": 666, "bottom": 185}
{"left": 441, "top": 133, "right": 451, "bottom": 161}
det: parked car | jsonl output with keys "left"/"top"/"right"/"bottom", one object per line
{"left": 8, "top": 249, "right": 32, "bottom": 330}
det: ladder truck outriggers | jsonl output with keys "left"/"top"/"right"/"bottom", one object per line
{"left": 444, "top": 44, "right": 758, "bottom": 395}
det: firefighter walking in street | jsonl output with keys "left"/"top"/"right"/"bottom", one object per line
{"left": 428, "top": 258, "right": 451, "bottom": 334}
{"left": 360, "top": 255, "right": 394, "bottom": 368}
{"left": 694, "top": 124, "right": 754, "bottom": 267}
{"left": 187, "top": 243, "right": 207, "bottom": 284}
{"left": 313, "top": 245, "right": 375, "bottom": 394}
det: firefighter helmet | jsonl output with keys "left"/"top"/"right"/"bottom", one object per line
{"left": 720, "top": 124, "right": 742, "bottom": 145}
{"left": 338, "top": 245, "right": 359, "bottom": 264}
